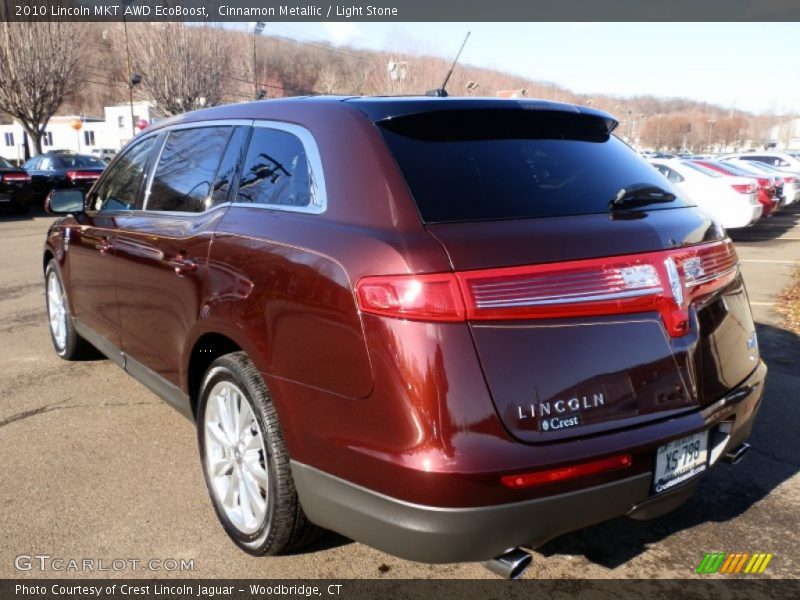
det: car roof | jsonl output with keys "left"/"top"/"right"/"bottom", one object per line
{"left": 147, "top": 95, "right": 619, "bottom": 133}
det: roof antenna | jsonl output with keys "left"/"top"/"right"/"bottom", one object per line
{"left": 426, "top": 31, "right": 471, "bottom": 97}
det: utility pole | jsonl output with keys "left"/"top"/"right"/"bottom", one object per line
{"left": 252, "top": 22, "right": 266, "bottom": 99}
{"left": 122, "top": 0, "right": 137, "bottom": 138}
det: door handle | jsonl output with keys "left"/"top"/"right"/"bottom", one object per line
{"left": 96, "top": 237, "right": 113, "bottom": 254}
{"left": 168, "top": 252, "right": 198, "bottom": 276}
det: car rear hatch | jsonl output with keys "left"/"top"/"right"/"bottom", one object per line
{"left": 373, "top": 104, "right": 759, "bottom": 442}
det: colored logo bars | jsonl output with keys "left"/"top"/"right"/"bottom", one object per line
{"left": 696, "top": 552, "right": 774, "bottom": 574}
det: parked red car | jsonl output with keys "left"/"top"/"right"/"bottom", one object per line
{"left": 691, "top": 159, "right": 779, "bottom": 216}
{"left": 43, "top": 98, "right": 766, "bottom": 578}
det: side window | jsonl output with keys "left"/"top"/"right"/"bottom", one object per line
{"left": 654, "top": 164, "right": 683, "bottom": 182}
{"left": 23, "top": 158, "right": 39, "bottom": 170}
{"left": 235, "top": 127, "right": 317, "bottom": 209}
{"left": 89, "top": 137, "right": 157, "bottom": 212}
{"left": 39, "top": 157, "right": 54, "bottom": 171}
{"left": 664, "top": 167, "right": 683, "bottom": 183}
{"left": 147, "top": 126, "right": 231, "bottom": 213}
{"left": 210, "top": 126, "right": 250, "bottom": 207}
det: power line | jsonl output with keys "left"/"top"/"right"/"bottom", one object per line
{"left": 265, "top": 23, "right": 369, "bottom": 61}
{"left": 78, "top": 79, "right": 128, "bottom": 89}
{"left": 222, "top": 74, "right": 324, "bottom": 97}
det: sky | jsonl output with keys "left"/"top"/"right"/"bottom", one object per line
{"left": 255, "top": 22, "right": 800, "bottom": 114}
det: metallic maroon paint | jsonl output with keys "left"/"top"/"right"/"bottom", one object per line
{"left": 43, "top": 98, "right": 766, "bottom": 534}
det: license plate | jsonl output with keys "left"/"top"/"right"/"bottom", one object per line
{"left": 653, "top": 431, "right": 708, "bottom": 494}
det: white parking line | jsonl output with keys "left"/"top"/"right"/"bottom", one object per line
{"left": 735, "top": 237, "right": 800, "bottom": 241}
{"left": 740, "top": 259, "right": 797, "bottom": 264}
{"left": 750, "top": 301, "right": 775, "bottom": 307}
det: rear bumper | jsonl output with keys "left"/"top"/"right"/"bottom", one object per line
{"left": 293, "top": 361, "right": 766, "bottom": 563}
{"left": 724, "top": 202, "right": 763, "bottom": 228}
{"left": 0, "top": 188, "right": 30, "bottom": 206}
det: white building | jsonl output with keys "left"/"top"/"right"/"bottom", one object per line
{"left": 769, "top": 118, "right": 800, "bottom": 150}
{"left": 0, "top": 101, "right": 158, "bottom": 162}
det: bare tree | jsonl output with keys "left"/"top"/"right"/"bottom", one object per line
{"left": 0, "top": 21, "right": 85, "bottom": 155}
{"left": 127, "top": 23, "right": 231, "bottom": 116}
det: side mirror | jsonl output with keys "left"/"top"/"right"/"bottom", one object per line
{"left": 46, "top": 189, "right": 85, "bottom": 215}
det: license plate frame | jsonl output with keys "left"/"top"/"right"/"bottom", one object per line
{"left": 653, "top": 431, "right": 709, "bottom": 494}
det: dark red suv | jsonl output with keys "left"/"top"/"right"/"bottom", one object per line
{"left": 43, "top": 97, "right": 766, "bottom": 578}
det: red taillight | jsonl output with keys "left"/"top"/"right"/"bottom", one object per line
{"left": 1, "top": 172, "right": 30, "bottom": 183}
{"left": 67, "top": 170, "right": 100, "bottom": 181}
{"left": 355, "top": 273, "right": 466, "bottom": 322}
{"left": 501, "top": 454, "right": 632, "bottom": 489}
{"left": 784, "top": 176, "right": 797, "bottom": 184}
{"left": 731, "top": 183, "right": 756, "bottom": 194}
{"left": 355, "top": 240, "right": 739, "bottom": 338}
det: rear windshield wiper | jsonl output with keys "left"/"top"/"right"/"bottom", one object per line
{"left": 609, "top": 183, "right": 676, "bottom": 209}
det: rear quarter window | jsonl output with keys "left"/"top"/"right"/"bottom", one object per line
{"left": 235, "top": 128, "right": 315, "bottom": 209}
{"left": 377, "top": 109, "right": 689, "bottom": 223}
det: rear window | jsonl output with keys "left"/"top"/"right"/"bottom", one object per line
{"left": 377, "top": 109, "right": 689, "bottom": 223}
{"left": 60, "top": 155, "right": 105, "bottom": 169}
{"left": 682, "top": 161, "right": 723, "bottom": 177}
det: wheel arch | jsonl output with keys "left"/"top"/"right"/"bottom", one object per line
{"left": 43, "top": 248, "right": 55, "bottom": 273}
{"left": 183, "top": 323, "right": 267, "bottom": 419}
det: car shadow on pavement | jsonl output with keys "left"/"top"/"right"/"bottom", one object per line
{"left": 287, "top": 531, "right": 353, "bottom": 555}
{"left": 0, "top": 204, "right": 46, "bottom": 221}
{"left": 729, "top": 204, "right": 800, "bottom": 242}
{"left": 537, "top": 321, "right": 800, "bottom": 570}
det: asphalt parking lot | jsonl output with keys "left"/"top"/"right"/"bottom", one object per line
{"left": 0, "top": 207, "right": 798, "bottom": 580}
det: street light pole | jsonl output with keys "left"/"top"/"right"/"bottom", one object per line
{"left": 122, "top": 1, "right": 136, "bottom": 138}
{"left": 252, "top": 22, "right": 266, "bottom": 100}
{"left": 656, "top": 113, "right": 663, "bottom": 150}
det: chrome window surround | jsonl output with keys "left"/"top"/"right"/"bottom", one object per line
{"left": 87, "top": 132, "right": 161, "bottom": 212}
{"left": 140, "top": 119, "right": 328, "bottom": 216}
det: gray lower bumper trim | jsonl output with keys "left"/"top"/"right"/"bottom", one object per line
{"left": 291, "top": 461, "right": 655, "bottom": 563}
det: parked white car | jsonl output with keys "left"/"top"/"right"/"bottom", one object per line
{"left": 649, "top": 159, "right": 762, "bottom": 229}
{"left": 729, "top": 152, "right": 800, "bottom": 175}
{"left": 89, "top": 148, "right": 117, "bottom": 162}
{"left": 722, "top": 158, "right": 800, "bottom": 205}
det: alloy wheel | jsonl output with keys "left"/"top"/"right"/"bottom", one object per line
{"left": 47, "top": 271, "right": 67, "bottom": 352}
{"left": 203, "top": 381, "right": 269, "bottom": 535}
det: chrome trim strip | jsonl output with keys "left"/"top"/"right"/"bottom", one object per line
{"left": 142, "top": 132, "right": 168, "bottom": 210}
{"left": 685, "top": 265, "right": 739, "bottom": 288}
{"left": 474, "top": 287, "right": 663, "bottom": 308}
{"left": 138, "top": 118, "right": 327, "bottom": 216}
{"left": 472, "top": 271, "right": 629, "bottom": 289}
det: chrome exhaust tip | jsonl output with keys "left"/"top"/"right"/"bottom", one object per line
{"left": 482, "top": 548, "right": 532, "bottom": 579}
{"left": 723, "top": 443, "right": 751, "bottom": 465}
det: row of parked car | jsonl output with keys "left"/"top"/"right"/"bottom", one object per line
{"left": 647, "top": 151, "right": 800, "bottom": 229}
{"left": 3, "top": 143, "right": 800, "bottom": 231}
{"left": 0, "top": 150, "right": 106, "bottom": 214}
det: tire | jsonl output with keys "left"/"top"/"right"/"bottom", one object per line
{"left": 197, "top": 352, "right": 321, "bottom": 555}
{"left": 45, "top": 260, "right": 91, "bottom": 360}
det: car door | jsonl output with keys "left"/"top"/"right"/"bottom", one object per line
{"left": 67, "top": 136, "right": 160, "bottom": 360}
{"left": 35, "top": 156, "right": 67, "bottom": 197}
{"left": 23, "top": 157, "right": 46, "bottom": 199}
{"left": 113, "top": 123, "right": 249, "bottom": 392}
